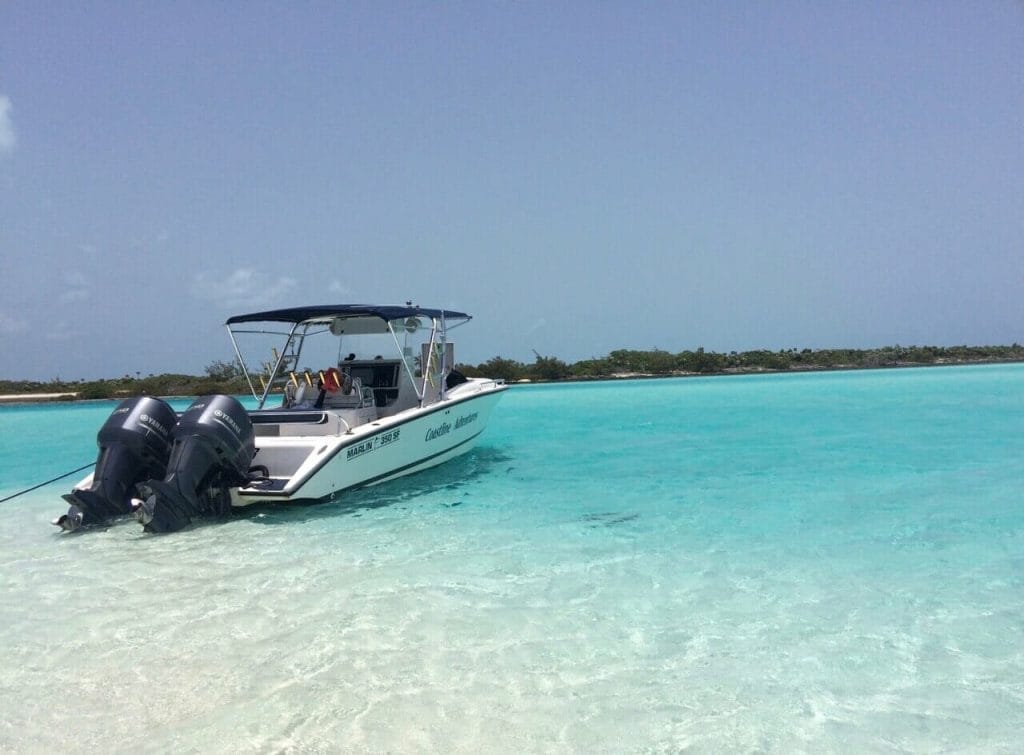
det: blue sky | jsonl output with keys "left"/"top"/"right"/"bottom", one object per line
{"left": 1, "top": 2, "right": 1021, "bottom": 380}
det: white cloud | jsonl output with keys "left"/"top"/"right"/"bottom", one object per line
{"left": 44, "top": 320, "right": 79, "bottom": 341}
{"left": 59, "top": 271, "right": 91, "bottom": 303}
{"left": 60, "top": 289, "right": 90, "bottom": 304}
{"left": 328, "top": 279, "right": 352, "bottom": 296}
{"left": 0, "top": 95, "right": 15, "bottom": 155}
{"left": 0, "top": 311, "right": 28, "bottom": 335}
{"left": 191, "top": 268, "right": 297, "bottom": 308}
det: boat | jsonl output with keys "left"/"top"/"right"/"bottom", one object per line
{"left": 54, "top": 304, "right": 508, "bottom": 533}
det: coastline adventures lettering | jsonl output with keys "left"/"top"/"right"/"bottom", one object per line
{"left": 425, "top": 412, "right": 478, "bottom": 442}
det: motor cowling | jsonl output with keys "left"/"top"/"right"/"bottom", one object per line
{"left": 57, "top": 396, "right": 177, "bottom": 530}
{"left": 135, "top": 394, "right": 255, "bottom": 533}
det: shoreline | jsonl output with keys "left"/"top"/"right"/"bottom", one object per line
{"left": 2, "top": 358, "right": 1022, "bottom": 404}
{"left": 550, "top": 357, "right": 1024, "bottom": 384}
{"left": 0, "top": 392, "right": 80, "bottom": 404}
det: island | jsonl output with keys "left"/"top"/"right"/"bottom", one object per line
{"left": 2, "top": 344, "right": 1023, "bottom": 403}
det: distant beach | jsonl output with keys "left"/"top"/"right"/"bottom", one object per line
{"left": 3, "top": 351, "right": 1023, "bottom": 404}
{"left": 0, "top": 392, "right": 79, "bottom": 404}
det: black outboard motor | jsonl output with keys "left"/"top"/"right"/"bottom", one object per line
{"left": 133, "top": 394, "right": 255, "bottom": 534}
{"left": 56, "top": 396, "right": 177, "bottom": 531}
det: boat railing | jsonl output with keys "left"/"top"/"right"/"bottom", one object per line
{"left": 334, "top": 414, "right": 353, "bottom": 434}
{"left": 447, "top": 377, "right": 506, "bottom": 396}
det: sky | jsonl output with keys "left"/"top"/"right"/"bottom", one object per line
{"left": 1, "top": 2, "right": 1022, "bottom": 380}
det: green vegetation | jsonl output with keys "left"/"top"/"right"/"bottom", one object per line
{"left": 459, "top": 344, "right": 1024, "bottom": 383}
{"left": 2, "top": 345, "right": 1023, "bottom": 399}
{"left": 0, "top": 362, "right": 249, "bottom": 401}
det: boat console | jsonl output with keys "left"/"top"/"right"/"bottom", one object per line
{"left": 343, "top": 360, "right": 402, "bottom": 407}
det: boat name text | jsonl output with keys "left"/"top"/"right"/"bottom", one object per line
{"left": 425, "top": 412, "right": 478, "bottom": 442}
{"left": 347, "top": 428, "right": 401, "bottom": 460}
{"left": 455, "top": 412, "right": 478, "bottom": 429}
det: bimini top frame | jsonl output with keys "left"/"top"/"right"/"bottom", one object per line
{"left": 225, "top": 304, "right": 470, "bottom": 326}
{"left": 224, "top": 304, "right": 472, "bottom": 409}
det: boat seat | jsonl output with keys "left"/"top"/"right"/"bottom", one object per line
{"left": 322, "top": 378, "right": 365, "bottom": 408}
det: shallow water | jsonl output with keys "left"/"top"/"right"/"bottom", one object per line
{"left": 2, "top": 366, "right": 1023, "bottom": 752}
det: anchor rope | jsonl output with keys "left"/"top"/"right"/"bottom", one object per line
{"left": 0, "top": 462, "right": 96, "bottom": 503}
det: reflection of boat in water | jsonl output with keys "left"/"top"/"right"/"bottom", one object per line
{"left": 244, "top": 445, "right": 514, "bottom": 526}
{"left": 55, "top": 304, "right": 508, "bottom": 533}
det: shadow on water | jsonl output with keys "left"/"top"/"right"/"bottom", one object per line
{"left": 581, "top": 511, "right": 641, "bottom": 528}
{"left": 237, "top": 446, "right": 515, "bottom": 526}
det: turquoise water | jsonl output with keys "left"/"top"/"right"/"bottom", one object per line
{"left": 1, "top": 365, "right": 1023, "bottom": 752}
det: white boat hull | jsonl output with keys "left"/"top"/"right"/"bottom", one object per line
{"left": 232, "top": 381, "right": 507, "bottom": 507}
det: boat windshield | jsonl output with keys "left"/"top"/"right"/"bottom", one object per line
{"left": 227, "top": 313, "right": 463, "bottom": 409}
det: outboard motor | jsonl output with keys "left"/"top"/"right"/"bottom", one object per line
{"left": 56, "top": 396, "right": 177, "bottom": 531}
{"left": 133, "top": 394, "right": 255, "bottom": 534}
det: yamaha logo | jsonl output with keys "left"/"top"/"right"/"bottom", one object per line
{"left": 138, "top": 412, "right": 168, "bottom": 436}
{"left": 214, "top": 408, "right": 243, "bottom": 435}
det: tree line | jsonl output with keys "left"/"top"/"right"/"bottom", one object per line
{"left": 2, "top": 345, "right": 1023, "bottom": 399}
{"left": 0, "top": 369, "right": 250, "bottom": 400}
{"left": 458, "top": 344, "right": 1024, "bottom": 382}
